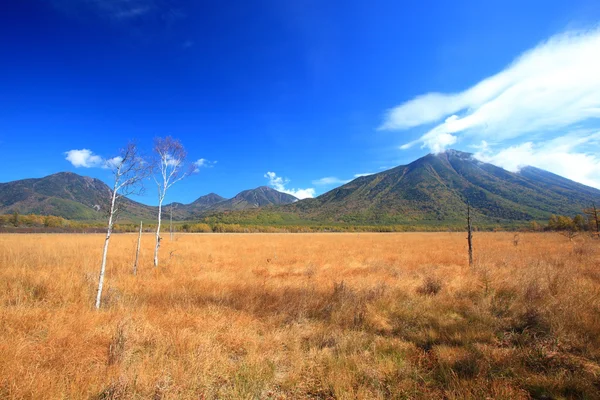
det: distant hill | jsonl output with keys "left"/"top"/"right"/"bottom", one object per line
{"left": 209, "top": 186, "right": 298, "bottom": 212}
{"left": 164, "top": 193, "right": 227, "bottom": 218}
{"left": 190, "top": 193, "right": 227, "bottom": 209}
{"left": 0, "top": 172, "right": 154, "bottom": 220}
{"left": 0, "top": 174, "right": 297, "bottom": 220}
{"left": 284, "top": 150, "right": 600, "bottom": 224}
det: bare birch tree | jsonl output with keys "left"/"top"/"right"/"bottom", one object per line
{"left": 96, "top": 143, "right": 147, "bottom": 309}
{"left": 152, "top": 137, "right": 190, "bottom": 267}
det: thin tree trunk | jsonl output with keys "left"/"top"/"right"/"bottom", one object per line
{"left": 96, "top": 189, "right": 117, "bottom": 309}
{"left": 594, "top": 203, "right": 599, "bottom": 233}
{"left": 154, "top": 200, "right": 162, "bottom": 267}
{"left": 133, "top": 221, "right": 142, "bottom": 275}
{"left": 467, "top": 202, "right": 473, "bottom": 268}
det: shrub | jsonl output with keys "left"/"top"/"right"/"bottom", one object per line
{"left": 417, "top": 276, "right": 443, "bottom": 296}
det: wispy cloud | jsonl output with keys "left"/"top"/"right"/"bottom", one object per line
{"left": 51, "top": 0, "right": 171, "bottom": 21}
{"left": 312, "top": 172, "right": 376, "bottom": 187}
{"left": 354, "top": 172, "right": 375, "bottom": 178}
{"left": 193, "top": 158, "right": 216, "bottom": 172}
{"left": 474, "top": 131, "right": 600, "bottom": 189}
{"left": 381, "top": 27, "right": 600, "bottom": 154}
{"left": 113, "top": 5, "right": 151, "bottom": 19}
{"left": 264, "top": 172, "right": 315, "bottom": 199}
{"left": 312, "top": 177, "right": 350, "bottom": 186}
{"left": 65, "top": 149, "right": 119, "bottom": 169}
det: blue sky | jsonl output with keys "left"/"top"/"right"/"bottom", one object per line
{"left": 1, "top": 0, "right": 600, "bottom": 205}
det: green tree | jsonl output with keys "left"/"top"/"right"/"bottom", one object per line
{"left": 11, "top": 211, "right": 19, "bottom": 227}
{"left": 44, "top": 216, "right": 62, "bottom": 228}
{"left": 573, "top": 214, "right": 586, "bottom": 231}
{"left": 529, "top": 221, "right": 541, "bottom": 231}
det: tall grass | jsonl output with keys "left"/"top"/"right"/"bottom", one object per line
{"left": 0, "top": 233, "right": 599, "bottom": 399}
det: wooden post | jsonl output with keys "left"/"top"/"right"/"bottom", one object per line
{"left": 133, "top": 221, "right": 142, "bottom": 275}
{"left": 593, "top": 203, "right": 599, "bottom": 234}
{"left": 467, "top": 202, "right": 473, "bottom": 268}
{"left": 170, "top": 205, "right": 174, "bottom": 241}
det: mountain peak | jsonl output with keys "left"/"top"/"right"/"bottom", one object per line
{"left": 433, "top": 149, "right": 473, "bottom": 158}
{"left": 405, "top": 149, "right": 475, "bottom": 168}
{"left": 289, "top": 150, "right": 600, "bottom": 223}
{"left": 210, "top": 186, "right": 297, "bottom": 211}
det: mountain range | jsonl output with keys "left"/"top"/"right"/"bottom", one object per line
{"left": 0, "top": 173, "right": 298, "bottom": 221}
{"left": 1, "top": 150, "right": 599, "bottom": 224}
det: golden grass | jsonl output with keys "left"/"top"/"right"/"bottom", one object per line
{"left": 1, "top": 232, "right": 599, "bottom": 399}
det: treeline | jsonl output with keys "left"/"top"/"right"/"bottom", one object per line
{"left": 543, "top": 204, "right": 599, "bottom": 234}
{"left": 0, "top": 213, "right": 139, "bottom": 232}
{"left": 0, "top": 212, "right": 540, "bottom": 233}
{"left": 0, "top": 213, "right": 504, "bottom": 233}
{"left": 547, "top": 214, "right": 587, "bottom": 231}
{"left": 181, "top": 223, "right": 475, "bottom": 233}
{"left": 0, "top": 213, "right": 72, "bottom": 228}
{"left": 2, "top": 205, "right": 599, "bottom": 235}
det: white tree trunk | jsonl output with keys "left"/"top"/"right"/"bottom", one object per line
{"left": 96, "top": 188, "right": 117, "bottom": 309}
{"left": 154, "top": 200, "right": 162, "bottom": 267}
{"left": 133, "top": 221, "right": 142, "bottom": 275}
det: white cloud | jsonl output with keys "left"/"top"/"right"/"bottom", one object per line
{"left": 470, "top": 140, "right": 491, "bottom": 152}
{"left": 382, "top": 27, "right": 600, "bottom": 153}
{"left": 312, "top": 177, "right": 351, "bottom": 186}
{"left": 474, "top": 132, "right": 600, "bottom": 189}
{"left": 312, "top": 172, "right": 377, "bottom": 186}
{"left": 65, "top": 149, "right": 105, "bottom": 168}
{"left": 193, "top": 158, "right": 216, "bottom": 172}
{"left": 164, "top": 154, "right": 181, "bottom": 167}
{"left": 264, "top": 171, "right": 316, "bottom": 199}
{"left": 400, "top": 127, "right": 458, "bottom": 154}
{"left": 285, "top": 188, "right": 316, "bottom": 199}
{"left": 65, "top": 149, "right": 127, "bottom": 169}
{"left": 105, "top": 156, "right": 124, "bottom": 169}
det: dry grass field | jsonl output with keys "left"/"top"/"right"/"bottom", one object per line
{"left": 1, "top": 232, "right": 599, "bottom": 399}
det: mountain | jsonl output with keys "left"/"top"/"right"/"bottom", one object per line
{"left": 2, "top": 152, "right": 598, "bottom": 224}
{"left": 164, "top": 193, "right": 227, "bottom": 218}
{"left": 285, "top": 150, "right": 600, "bottom": 224}
{"left": 190, "top": 193, "right": 227, "bottom": 208}
{"left": 209, "top": 186, "right": 298, "bottom": 212}
{"left": 0, "top": 172, "right": 155, "bottom": 220}
{"left": 0, "top": 174, "right": 296, "bottom": 220}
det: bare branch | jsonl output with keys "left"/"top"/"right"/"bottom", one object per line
{"left": 96, "top": 141, "right": 149, "bottom": 309}
{"left": 152, "top": 136, "right": 190, "bottom": 267}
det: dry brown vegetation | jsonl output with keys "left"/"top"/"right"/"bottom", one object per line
{"left": 1, "top": 232, "right": 599, "bottom": 399}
